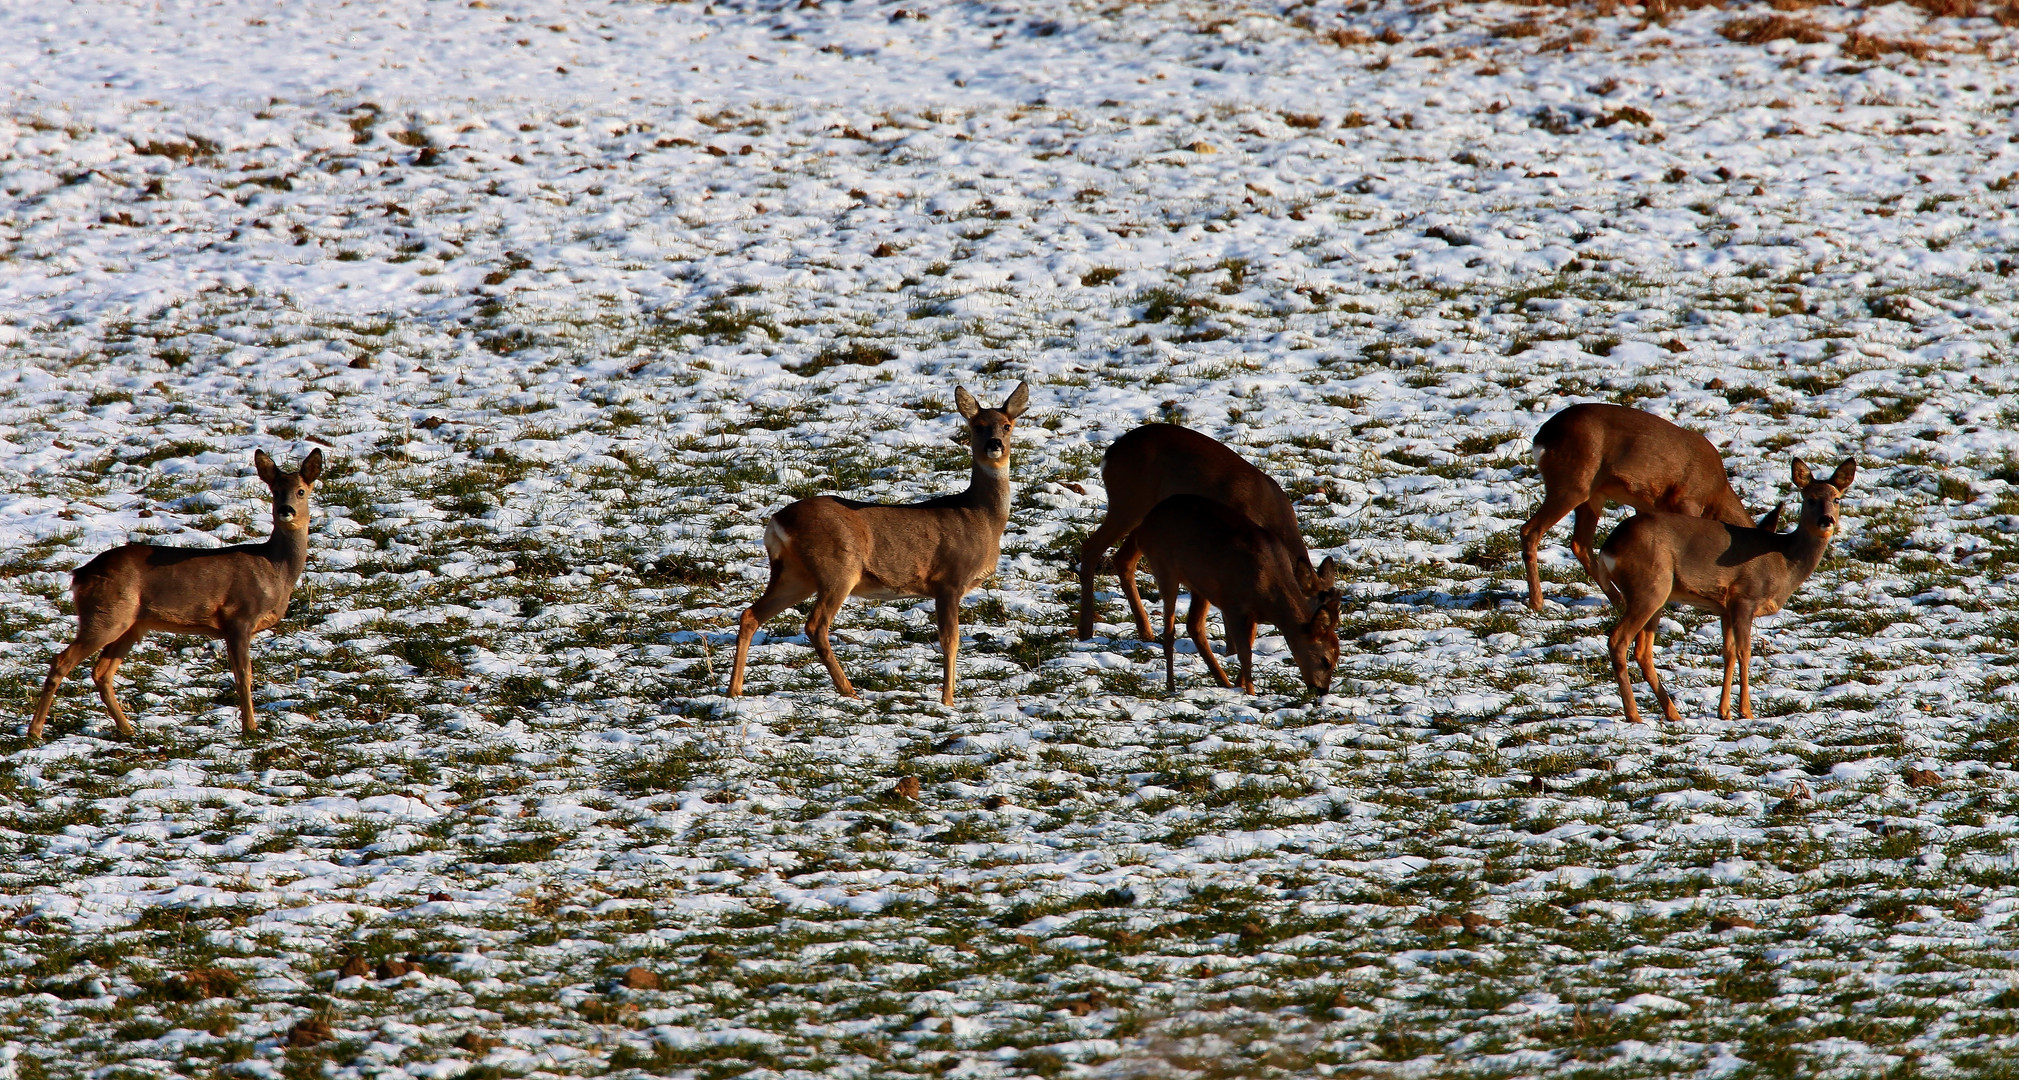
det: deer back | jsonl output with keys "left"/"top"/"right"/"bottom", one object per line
{"left": 1536, "top": 403, "right": 1751, "bottom": 526}
{"left": 1103, "top": 424, "right": 1305, "bottom": 558}
{"left": 78, "top": 541, "right": 304, "bottom": 634}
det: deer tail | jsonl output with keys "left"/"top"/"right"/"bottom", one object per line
{"left": 1590, "top": 547, "right": 1625, "bottom": 608}
{"left": 762, "top": 518, "right": 790, "bottom": 561}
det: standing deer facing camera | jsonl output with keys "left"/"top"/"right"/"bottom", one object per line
{"left": 729, "top": 381, "right": 1028, "bottom": 706}
{"left": 30, "top": 448, "right": 324, "bottom": 740}
{"left": 1591, "top": 457, "right": 1854, "bottom": 724}
{"left": 1521, "top": 403, "right": 1774, "bottom": 612}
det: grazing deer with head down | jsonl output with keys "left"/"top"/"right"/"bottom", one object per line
{"left": 729, "top": 381, "right": 1029, "bottom": 706}
{"left": 1075, "top": 424, "right": 1308, "bottom": 642}
{"left": 1521, "top": 403, "right": 1775, "bottom": 612}
{"left": 1133, "top": 495, "right": 1341, "bottom": 695}
{"left": 30, "top": 448, "right": 325, "bottom": 741}
{"left": 1591, "top": 456, "right": 1854, "bottom": 724}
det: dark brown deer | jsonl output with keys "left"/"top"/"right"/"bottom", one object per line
{"left": 729, "top": 382, "right": 1029, "bottom": 706}
{"left": 1521, "top": 403, "right": 1766, "bottom": 612}
{"left": 1591, "top": 457, "right": 1854, "bottom": 723}
{"left": 1133, "top": 494, "right": 1340, "bottom": 695}
{"left": 30, "top": 448, "right": 325, "bottom": 740}
{"left": 1076, "top": 424, "right": 1307, "bottom": 641}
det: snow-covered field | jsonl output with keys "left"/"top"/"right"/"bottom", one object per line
{"left": 3, "top": 0, "right": 2019, "bottom": 1076}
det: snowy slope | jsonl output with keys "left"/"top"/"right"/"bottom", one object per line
{"left": 2, "top": 1, "right": 2019, "bottom": 1077}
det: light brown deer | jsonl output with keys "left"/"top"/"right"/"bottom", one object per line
{"left": 30, "top": 448, "right": 325, "bottom": 741}
{"left": 728, "top": 382, "right": 1029, "bottom": 706}
{"left": 1590, "top": 456, "right": 1854, "bottom": 724}
{"left": 1521, "top": 403, "right": 1767, "bottom": 612}
{"left": 1076, "top": 424, "right": 1307, "bottom": 641}
{"left": 1133, "top": 494, "right": 1341, "bottom": 695}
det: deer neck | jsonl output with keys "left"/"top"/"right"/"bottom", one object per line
{"left": 1769, "top": 526, "right": 1832, "bottom": 599}
{"left": 964, "top": 460, "right": 1012, "bottom": 523}
{"left": 262, "top": 520, "right": 312, "bottom": 582}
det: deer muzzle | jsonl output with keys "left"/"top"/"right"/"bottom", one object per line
{"left": 984, "top": 438, "right": 1006, "bottom": 459}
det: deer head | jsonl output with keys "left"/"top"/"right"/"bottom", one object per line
{"left": 1287, "top": 555, "right": 1341, "bottom": 693}
{"left": 255, "top": 448, "right": 324, "bottom": 533}
{"left": 954, "top": 381, "right": 1030, "bottom": 470}
{"left": 1790, "top": 457, "right": 1855, "bottom": 538}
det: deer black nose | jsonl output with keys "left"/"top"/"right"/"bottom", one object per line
{"left": 985, "top": 438, "right": 1005, "bottom": 457}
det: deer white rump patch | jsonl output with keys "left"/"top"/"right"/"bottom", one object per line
{"left": 1597, "top": 551, "right": 1617, "bottom": 575}
{"left": 763, "top": 519, "right": 788, "bottom": 560}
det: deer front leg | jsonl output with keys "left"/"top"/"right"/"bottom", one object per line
{"left": 935, "top": 592, "right": 961, "bottom": 707}
{"left": 1718, "top": 614, "right": 1738, "bottom": 721}
{"left": 1159, "top": 576, "right": 1179, "bottom": 692}
{"left": 224, "top": 627, "right": 257, "bottom": 733}
{"left": 1608, "top": 617, "right": 1647, "bottom": 725}
{"left": 1731, "top": 606, "right": 1756, "bottom": 720}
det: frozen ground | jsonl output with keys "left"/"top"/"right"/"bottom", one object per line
{"left": 2, "top": 0, "right": 2019, "bottom": 1076}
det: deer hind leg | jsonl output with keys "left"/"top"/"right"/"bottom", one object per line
{"left": 1519, "top": 486, "right": 1588, "bottom": 612}
{"left": 1186, "top": 595, "right": 1234, "bottom": 689}
{"left": 802, "top": 579, "right": 859, "bottom": 701}
{"left": 1112, "top": 534, "right": 1156, "bottom": 643}
{"left": 729, "top": 557, "right": 817, "bottom": 698}
{"left": 1569, "top": 499, "right": 1606, "bottom": 580}
{"left": 92, "top": 627, "right": 145, "bottom": 737}
{"left": 1607, "top": 592, "right": 1665, "bottom": 725}
{"left": 30, "top": 617, "right": 132, "bottom": 741}
{"left": 1636, "top": 625, "right": 1679, "bottom": 723}
{"left": 1228, "top": 613, "right": 1258, "bottom": 694}
{"left": 224, "top": 627, "right": 257, "bottom": 734}
{"left": 934, "top": 592, "right": 962, "bottom": 707}
{"left": 1076, "top": 514, "right": 1138, "bottom": 641}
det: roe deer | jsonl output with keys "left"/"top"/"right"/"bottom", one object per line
{"left": 1590, "top": 457, "right": 1854, "bottom": 724}
{"left": 1133, "top": 495, "right": 1340, "bottom": 695}
{"left": 1076, "top": 424, "right": 1307, "bottom": 641}
{"left": 30, "top": 448, "right": 325, "bottom": 740}
{"left": 728, "top": 381, "right": 1029, "bottom": 706}
{"left": 1521, "top": 403, "right": 1764, "bottom": 612}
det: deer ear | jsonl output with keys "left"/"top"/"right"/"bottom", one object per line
{"left": 1315, "top": 555, "right": 1338, "bottom": 590}
{"left": 300, "top": 448, "right": 325, "bottom": 485}
{"left": 1757, "top": 502, "right": 1784, "bottom": 532}
{"left": 1000, "top": 381, "right": 1030, "bottom": 420}
{"left": 954, "top": 386, "right": 980, "bottom": 420}
{"left": 255, "top": 449, "right": 279, "bottom": 485}
{"left": 1829, "top": 458, "right": 1856, "bottom": 492}
{"left": 1790, "top": 457, "right": 1813, "bottom": 488}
